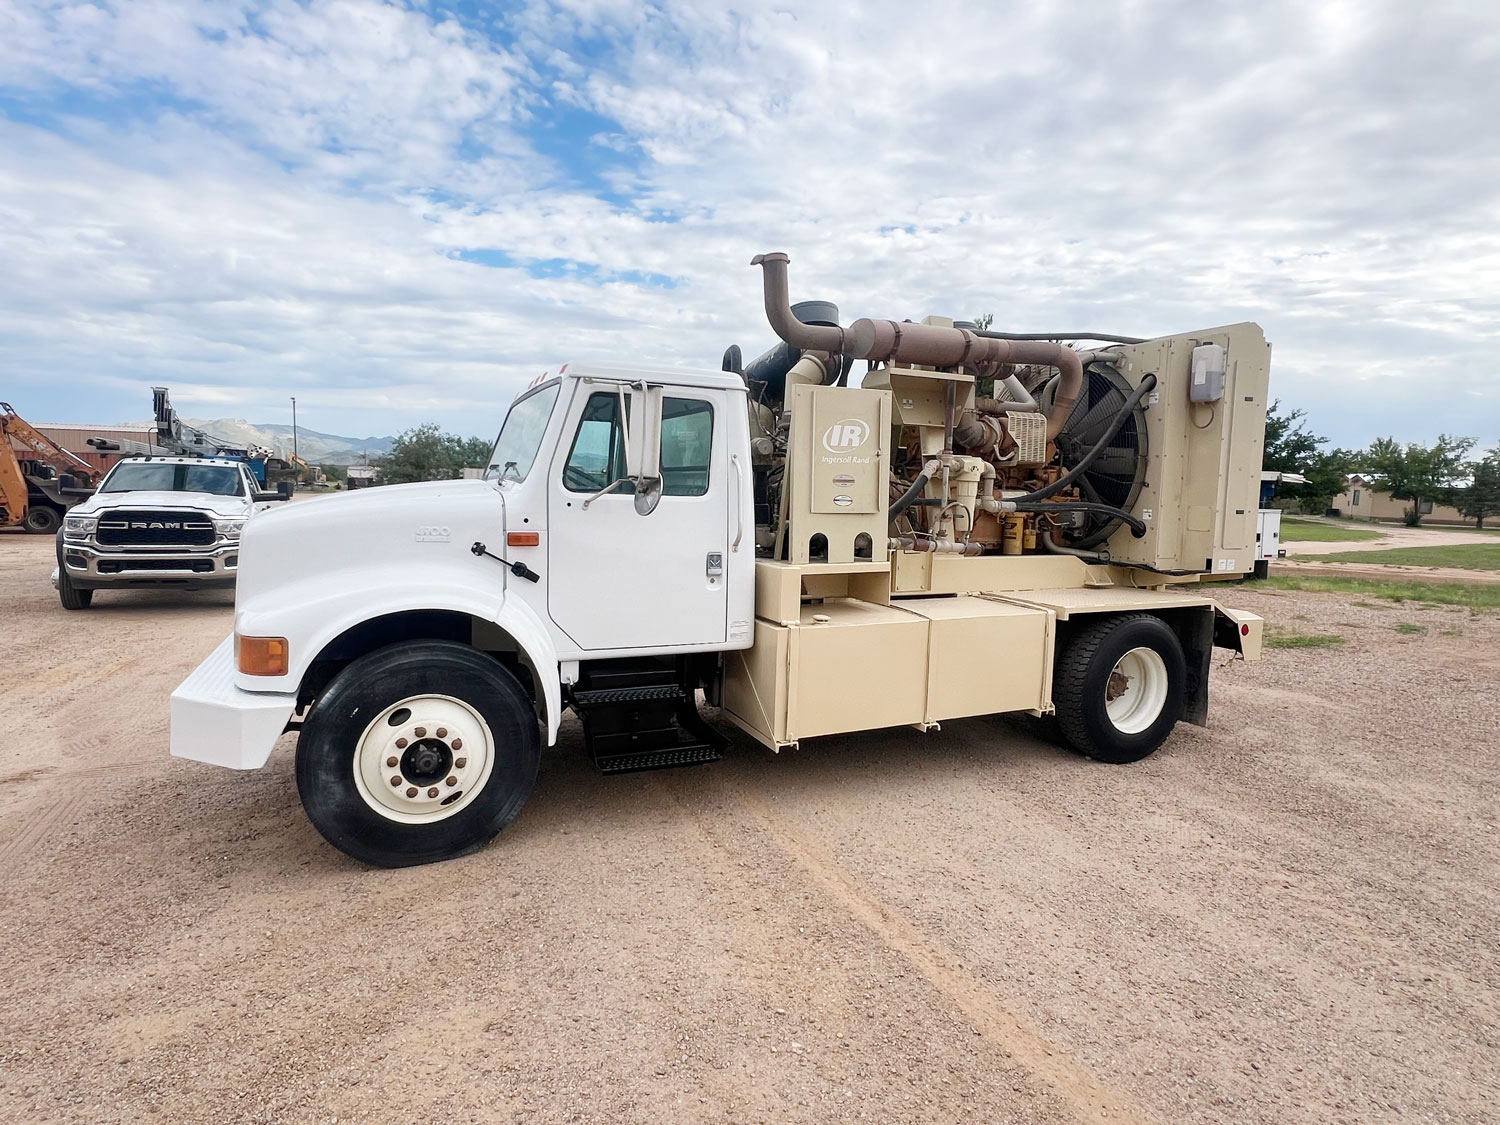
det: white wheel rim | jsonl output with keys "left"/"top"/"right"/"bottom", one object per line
{"left": 1104, "top": 646, "right": 1169, "bottom": 735}
{"left": 352, "top": 695, "right": 495, "bottom": 824}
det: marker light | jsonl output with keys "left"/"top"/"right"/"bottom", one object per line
{"left": 237, "top": 635, "right": 289, "bottom": 676}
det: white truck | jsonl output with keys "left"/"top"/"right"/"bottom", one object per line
{"left": 171, "top": 254, "right": 1265, "bottom": 867}
{"left": 53, "top": 455, "right": 287, "bottom": 609}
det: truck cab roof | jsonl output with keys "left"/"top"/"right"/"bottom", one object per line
{"left": 520, "top": 363, "right": 747, "bottom": 398}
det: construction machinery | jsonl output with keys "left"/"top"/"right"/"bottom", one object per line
{"left": 0, "top": 402, "right": 100, "bottom": 534}
{"left": 87, "top": 387, "right": 307, "bottom": 491}
{"left": 171, "top": 253, "right": 1267, "bottom": 868}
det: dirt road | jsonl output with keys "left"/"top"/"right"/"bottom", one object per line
{"left": 2, "top": 530, "right": 1498, "bottom": 1124}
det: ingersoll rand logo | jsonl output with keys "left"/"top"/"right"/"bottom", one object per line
{"left": 821, "top": 419, "right": 870, "bottom": 454}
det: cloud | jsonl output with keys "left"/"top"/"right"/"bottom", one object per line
{"left": 1, "top": 0, "right": 1497, "bottom": 446}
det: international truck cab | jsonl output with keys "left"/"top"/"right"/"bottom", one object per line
{"left": 173, "top": 255, "right": 1265, "bottom": 867}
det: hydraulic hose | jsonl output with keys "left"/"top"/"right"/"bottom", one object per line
{"left": 1015, "top": 501, "right": 1148, "bottom": 538}
{"left": 889, "top": 459, "right": 941, "bottom": 523}
{"left": 1039, "top": 532, "right": 1205, "bottom": 575}
{"left": 1013, "top": 373, "right": 1157, "bottom": 505}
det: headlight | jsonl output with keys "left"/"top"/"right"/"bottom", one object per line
{"left": 214, "top": 517, "right": 248, "bottom": 541}
{"left": 63, "top": 515, "right": 97, "bottom": 539}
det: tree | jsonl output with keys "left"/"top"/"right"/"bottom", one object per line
{"left": 1261, "top": 401, "right": 1352, "bottom": 512}
{"left": 375, "top": 423, "right": 493, "bottom": 485}
{"left": 1453, "top": 445, "right": 1500, "bottom": 529}
{"left": 1262, "top": 401, "right": 1323, "bottom": 475}
{"left": 1364, "top": 434, "right": 1477, "bottom": 526}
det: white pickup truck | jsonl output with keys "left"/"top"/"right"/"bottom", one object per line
{"left": 53, "top": 455, "right": 287, "bottom": 609}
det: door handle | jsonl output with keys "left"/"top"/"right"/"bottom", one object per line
{"left": 730, "top": 452, "right": 745, "bottom": 551}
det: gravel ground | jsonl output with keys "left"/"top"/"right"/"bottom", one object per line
{"left": 2, "top": 531, "right": 1498, "bottom": 1125}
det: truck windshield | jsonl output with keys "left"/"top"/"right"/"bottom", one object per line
{"left": 100, "top": 463, "right": 246, "bottom": 496}
{"left": 487, "top": 382, "right": 560, "bottom": 483}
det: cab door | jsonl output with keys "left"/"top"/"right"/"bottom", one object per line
{"left": 546, "top": 382, "right": 729, "bottom": 652}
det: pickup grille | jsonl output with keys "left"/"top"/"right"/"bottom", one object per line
{"left": 96, "top": 509, "right": 216, "bottom": 547}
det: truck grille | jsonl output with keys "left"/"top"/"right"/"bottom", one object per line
{"left": 96, "top": 509, "right": 216, "bottom": 547}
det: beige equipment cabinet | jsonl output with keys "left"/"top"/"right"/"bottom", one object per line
{"left": 722, "top": 557, "right": 1229, "bottom": 751}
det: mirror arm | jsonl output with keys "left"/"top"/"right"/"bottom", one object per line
{"left": 581, "top": 478, "right": 629, "bottom": 510}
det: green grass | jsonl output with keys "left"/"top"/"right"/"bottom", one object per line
{"left": 1439, "top": 628, "right": 1465, "bottom": 637}
{"left": 1261, "top": 574, "right": 1500, "bottom": 611}
{"left": 1279, "top": 517, "right": 1383, "bottom": 543}
{"left": 1264, "top": 627, "right": 1346, "bottom": 649}
{"left": 1301, "top": 543, "right": 1500, "bottom": 571}
{"left": 1393, "top": 623, "right": 1427, "bottom": 635}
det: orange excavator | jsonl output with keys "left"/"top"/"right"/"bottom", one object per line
{"left": 1, "top": 402, "right": 101, "bottom": 534}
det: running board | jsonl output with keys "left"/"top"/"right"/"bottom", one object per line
{"left": 571, "top": 680, "right": 725, "bottom": 774}
{"left": 593, "top": 743, "right": 721, "bottom": 775}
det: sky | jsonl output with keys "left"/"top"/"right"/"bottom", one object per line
{"left": 1, "top": 0, "right": 1498, "bottom": 450}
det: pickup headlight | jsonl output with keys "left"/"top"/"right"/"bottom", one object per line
{"left": 63, "top": 514, "right": 97, "bottom": 539}
{"left": 214, "top": 516, "right": 248, "bottom": 541}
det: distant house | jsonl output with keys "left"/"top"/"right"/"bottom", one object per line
{"left": 1333, "top": 473, "right": 1475, "bottom": 526}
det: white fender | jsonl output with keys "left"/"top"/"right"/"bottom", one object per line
{"left": 235, "top": 571, "right": 562, "bottom": 745}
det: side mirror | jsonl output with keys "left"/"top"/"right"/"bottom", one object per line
{"left": 58, "top": 474, "right": 95, "bottom": 497}
{"left": 253, "top": 490, "right": 290, "bottom": 502}
{"left": 626, "top": 385, "right": 664, "bottom": 515}
{"left": 277, "top": 480, "right": 294, "bottom": 498}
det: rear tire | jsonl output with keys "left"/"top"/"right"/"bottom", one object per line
{"left": 58, "top": 567, "right": 93, "bottom": 610}
{"left": 25, "top": 505, "right": 62, "bottom": 534}
{"left": 1052, "top": 613, "right": 1185, "bottom": 764}
{"left": 297, "top": 641, "right": 540, "bottom": 867}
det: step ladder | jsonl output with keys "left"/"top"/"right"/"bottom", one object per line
{"left": 569, "top": 671, "right": 724, "bottom": 775}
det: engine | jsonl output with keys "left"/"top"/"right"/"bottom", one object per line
{"left": 724, "top": 253, "right": 1270, "bottom": 578}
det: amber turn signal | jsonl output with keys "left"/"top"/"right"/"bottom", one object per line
{"left": 237, "top": 635, "right": 289, "bottom": 676}
{"left": 506, "top": 532, "right": 540, "bottom": 547}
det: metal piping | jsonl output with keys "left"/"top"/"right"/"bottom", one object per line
{"left": 752, "top": 252, "right": 1083, "bottom": 440}
{"left": 750, "top": 253, "right": 845, "bottom": 354}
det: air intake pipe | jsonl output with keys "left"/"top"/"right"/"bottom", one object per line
{"left": 752, "top": 252, "right": 1083, "bottom": 440}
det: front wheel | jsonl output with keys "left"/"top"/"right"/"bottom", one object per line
{"left": 297, "top": 641, "right": 540, "bottom": 867}
{"left": 1052, "top": 613, "right": 1185, "bottom": 764}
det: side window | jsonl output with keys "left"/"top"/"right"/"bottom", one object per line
{"left": 660, "top": 398, "right": 713, "bottom": 497}
{"left": 562, "top": 393, "right": 632, "bottom": 494}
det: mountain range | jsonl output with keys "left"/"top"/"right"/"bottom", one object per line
{"left": 123, "top": 418, "right": 398, "bottom": 465}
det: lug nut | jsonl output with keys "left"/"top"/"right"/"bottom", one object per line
{"left": 395, "top": 738, "right": 408, "bottom": 749}
{"left": 414, "top": 727, "right": 426, "bottom": 737}
{"left": 406, "top": 787, "right": 418, "bottom": 798}
{"left": 451, "top": 738, "right": 462, "bottom": 751}
{"left": 436, "top": 727, "right": 448, "bottom": 738}
{"left": 390, "top": 775, "right": 402, "bottom": 787}
{"left": 454, "top": 757, "right": 467, "bottom": 769}
{"left": 427, "top": 787, "right": 439, "bottom": 798}
{"left": 386, "top": 756, "right": 398, "bottom": 768}
{"left": 445, "top": 775, "right": 458, "bottom": 787}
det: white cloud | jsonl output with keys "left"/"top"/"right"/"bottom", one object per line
{"left": 1, "top": 0, "right": 1498, "bottom": 446}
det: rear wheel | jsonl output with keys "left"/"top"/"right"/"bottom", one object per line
{"left": 57, "top": 567, "right": 93, "bottom": 610}
{"left": 25, "top": 505, "right": 62, "bottom": 534}
{"left": 1052, "top": 613, "right": 1185, "bottom": 763}
{"left": 297, "top": 641, "right": 540, "bottom": 867}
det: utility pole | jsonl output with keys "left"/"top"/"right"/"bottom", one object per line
{"left": 290, "top": 397, "right": 298, "bottom": 461}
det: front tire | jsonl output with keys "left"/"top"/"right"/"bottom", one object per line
{"left": 1052, "top": 613, "right": 1185, "bottom": 764}
{"left": 297, "top": 641, "right": 540, "bottom": 867}
{"left": 58, "top": 567, "right": 93, "bottom": 610}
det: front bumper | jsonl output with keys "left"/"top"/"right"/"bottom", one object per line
{"left": 59, "top": 540, "right": 239, "bottom": 587}
{"left": 170, "top": 636, "right": 297, "bottom": 770}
